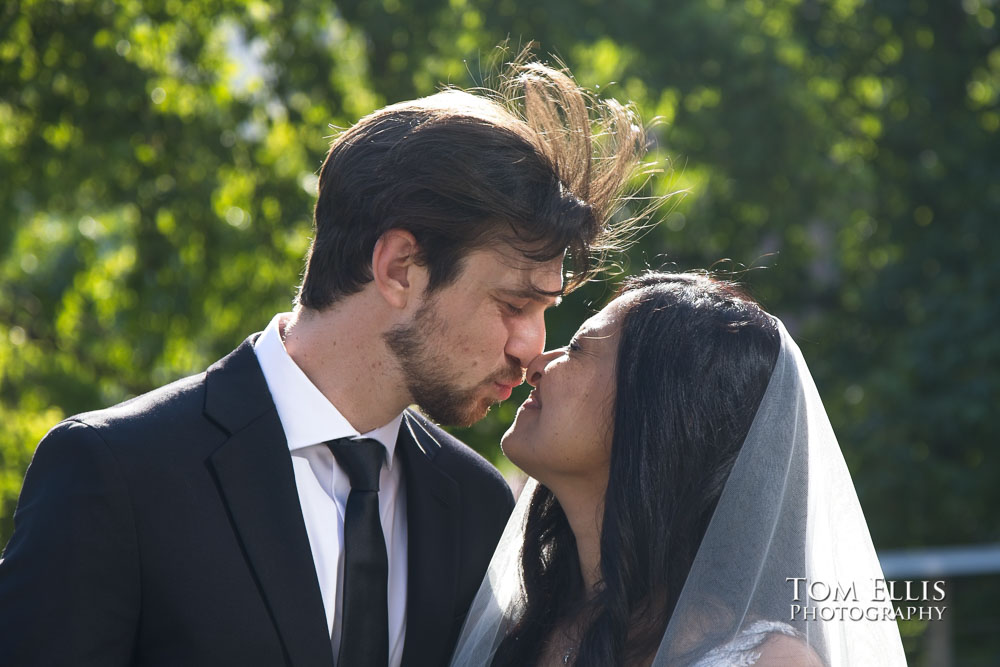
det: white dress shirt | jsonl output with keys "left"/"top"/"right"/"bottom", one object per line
{"left": 254, "top": 313, "right": 407, "bottom": 666}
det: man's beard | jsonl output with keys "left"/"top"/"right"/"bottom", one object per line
{"left": 383, "top": 299, "right": 521, "bottom": 427}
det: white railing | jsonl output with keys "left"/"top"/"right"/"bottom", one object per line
{"left": 877, "top": 544, "right": 1000, "bottom": 666}
{"left": 880, "top": 543, "right": 1000, "bottom": 579}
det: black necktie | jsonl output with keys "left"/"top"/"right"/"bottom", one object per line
{"left": 327, "top": 438, "right": 389, "bottom": 667}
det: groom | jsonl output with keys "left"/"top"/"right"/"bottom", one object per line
{"left": 0, "top": 69, "right": 627, "bottom": 666}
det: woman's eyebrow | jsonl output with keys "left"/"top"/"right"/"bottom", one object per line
{"left": 577, "top": 328, "right": 615, "bottom": 343}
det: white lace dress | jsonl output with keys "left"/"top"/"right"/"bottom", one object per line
{"left": 689, "top": 620, "right": 802, "bottom": 667}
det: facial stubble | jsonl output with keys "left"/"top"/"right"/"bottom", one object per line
{"left": 383, "top": 298, "right": 520, "bottom": 427}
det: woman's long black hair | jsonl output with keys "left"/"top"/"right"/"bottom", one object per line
{"left": 492, "top": 271, "right": 781, "bottom": 666}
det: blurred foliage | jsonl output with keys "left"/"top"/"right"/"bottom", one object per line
{"left": 2, "top": 0, "right": 998, "bottom": 659}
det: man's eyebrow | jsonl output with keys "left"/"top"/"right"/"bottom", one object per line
{"left": 496, "top": 287, "right": 563, "bottom": 308}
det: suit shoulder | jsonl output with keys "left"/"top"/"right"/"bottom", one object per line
{"left": 404, "top": 410, "right": 513, "bottom": 508}
{"left": 53, "top": 372, "right": 216, "bottom": 465}
{"left": 16, "top": 420, "right": 135, "bottom": 528}
{"left": 70, "top": 371, "right": 207, "bottom": 433}
{"left": 33, "top": 418, "right": 115, "bottom": 461}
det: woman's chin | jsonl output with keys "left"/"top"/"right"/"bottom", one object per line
{"left": 499, "top": 424, "right": 519, "bottom": 457}
{"left": 500, "top": 420, "right": 531, "bottom": 469}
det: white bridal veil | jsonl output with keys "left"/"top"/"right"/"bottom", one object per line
{"left": 450, "top": 319, "right": 908, "bottom": 666}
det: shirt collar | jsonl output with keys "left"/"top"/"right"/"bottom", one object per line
{"left": 253, "top": 313, "right": 402, "bottom": 469}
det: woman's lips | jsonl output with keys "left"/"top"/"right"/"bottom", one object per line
{"left": 522, "top": 389, "right": 541, "bottom": 409}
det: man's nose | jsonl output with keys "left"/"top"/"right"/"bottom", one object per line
{"left": 525, "top": 349, "right": 562, "bottom": 387}
{"left": 505, "top": 312, "right": 547, "bottom": 371}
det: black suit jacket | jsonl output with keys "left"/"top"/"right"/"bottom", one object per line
{"left": 0, "top": 336, "right": 514, "bottom": 666}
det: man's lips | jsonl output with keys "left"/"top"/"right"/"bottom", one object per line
{"left": 491, "top": 368, "right": 524, "bottom": 401}
{"left": 494, "top": 382, "right": 517, "bottom": 401}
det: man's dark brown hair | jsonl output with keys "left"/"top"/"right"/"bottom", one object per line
{"left": 297, "top": 59, "right": 646, "bottom": 310}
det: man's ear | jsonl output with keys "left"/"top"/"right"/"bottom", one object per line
{"left": 372, "top": 229, "right": 424, "bottom": 309}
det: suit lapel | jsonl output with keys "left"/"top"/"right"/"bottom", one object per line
{"left": 396, "top": 412, "right": 462, "bottom": 665}
{"left": 205, "top": 338, "right": 333, "bottom": 667}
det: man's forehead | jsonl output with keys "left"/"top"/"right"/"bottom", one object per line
{"left": 502, "top": 265, "right": 564, "bottom": 302}
{"left": 480, "top": 248, "right": 564, "bottom": 297}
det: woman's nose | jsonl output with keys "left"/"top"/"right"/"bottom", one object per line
{"left": 525, "top": 348, "right": 562, "bottom": 387}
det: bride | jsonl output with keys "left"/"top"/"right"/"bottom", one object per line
{"left": 451, "top": 271, "right": 907, "bottom": 666}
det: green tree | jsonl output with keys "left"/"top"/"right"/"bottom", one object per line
{"left": 3, "top": 0, "right": 998, "bottom": 660}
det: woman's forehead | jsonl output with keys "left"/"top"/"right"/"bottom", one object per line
{"left": 579, "top": 293, "right": 636, "bottom": 339}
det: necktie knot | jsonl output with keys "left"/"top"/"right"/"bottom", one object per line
{"left": 327, "top": 438, "right": 384, "bottom": 491}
